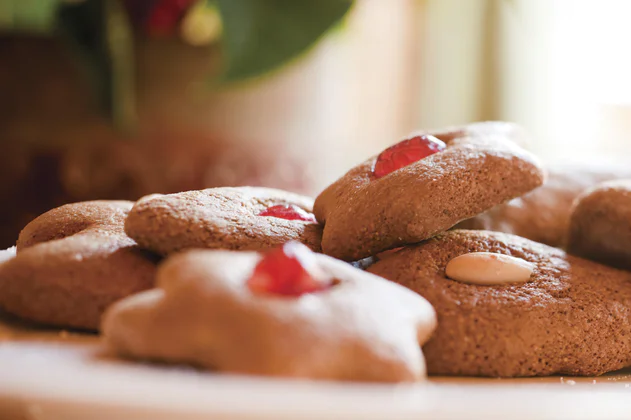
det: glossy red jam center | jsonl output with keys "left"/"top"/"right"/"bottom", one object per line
{"left": 258, "top": 204, "right": 316, "bottom": 222}
{"left": 247, "top": 242, "right": 333, "bottom": 297}
{"left": 373, "top": 134, "right": 446, "bottom": 179}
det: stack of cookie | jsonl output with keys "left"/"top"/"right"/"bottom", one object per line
{"left": 458, "top": 162, "right": 631, "bottom": 248}
{"left": 2, "top": 121, "right": 631, "bottom": 382}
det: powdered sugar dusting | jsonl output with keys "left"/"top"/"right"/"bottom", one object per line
{"left": 0, "top": 246, "right": 16, "bottom": 265}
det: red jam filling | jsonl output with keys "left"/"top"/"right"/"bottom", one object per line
{"left": 247, "top": 242, "right": 333, "bottom": 297}
{"left": 373, "top": 134, "right": 446, "bottom": 179}
{"left": 258, "top": 204, "right": 316, "bottom": 222}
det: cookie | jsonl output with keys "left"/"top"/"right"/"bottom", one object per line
{"left": 125, "top": 187, "right": 322, "bottom": 256}
{"left": 568, "top": 180, "right": 631, "bottom": 270}
{"left": 367, "top": 229, "right": 631, "bottom": 377}
{"left": 103, "top": 242, "right": 436, "bottom": 382}
{"left": 314, "top": 121, "right": 545, "bottom": 261}
{"left": 0, "top": 201, "right": 158, "bottom": 330}
{"left": 457, "top": 162, "right": 631, "bottom": 247}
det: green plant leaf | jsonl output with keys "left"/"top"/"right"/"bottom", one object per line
{"left": 216, "top": 0, "right": 353, "bottom": 82}
{"left": 0, "top": 0, "right": 62, "bottom": 33}
{"left": 57, "top": 0, "right": 136, "bottom": 132}
{"left": 103, "top": 0, "right": 136, "bottom": 132}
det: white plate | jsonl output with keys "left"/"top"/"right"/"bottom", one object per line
{"left": 1, "top": 312, "right": 631, "bottom": 420}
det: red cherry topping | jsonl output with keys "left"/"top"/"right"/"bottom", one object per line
{"left": 373, "top": 134, "right": 446, "bottom": 179}
{"left": 258, "top": 204, "right": 316, "bottom": 222}
{"left": 247, "top": 242, "right": 333, "bottom": 297}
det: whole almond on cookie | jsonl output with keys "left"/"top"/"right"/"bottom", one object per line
{"left": 445, "top": 252, "right": 534, "bottom": 285}
{"left": 368, "top": 229, "right": 631, "bottom": 377}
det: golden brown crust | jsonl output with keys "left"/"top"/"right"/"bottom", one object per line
{"left": 367, "top": 229, "right": 631, "bottom": 377}
{"left": 314, "top": 122, "right": 545, "bottom": 261}
{"left": 103, "top": 248, "right": 436, "bottom": 383}
{"left": 0, "top": 201, "right": 158, "bottom": 330}
{"left": 125, "top": 187, "right": 322, "bottom": 256}
{"left": 457, "top": 163, "right": 631, "bottom": 247}
{"left": 568, "top": 179, "right": 631, "bottom": 270}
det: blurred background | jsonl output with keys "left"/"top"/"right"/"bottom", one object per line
{"left": 0, "top": 0, "right": 630, "bottom": 247}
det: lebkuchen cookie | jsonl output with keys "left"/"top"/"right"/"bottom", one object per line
{"left": 568, "top": 179, "right": 631, "bottom": 270}
{"left": 314, "top": 121, "right": 545, "bottom": 261}
{"left": 457, "top": 162, "right": 631, "bottom": 248}
{"left": 103, "top": 242, "right": 437, "bottom": 382}
{"left": 125, "top": 187, "right": 322, "bottom": 256}
{"left": 0, "top": 201, "right": 158, "bottom": 330}
{"left": 367, "top": 229, "right": 631, "bottom": 377}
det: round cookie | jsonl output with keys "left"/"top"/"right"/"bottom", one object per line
{"left": 568, "top": 179, "right": 631, "bottom": 270}
{"left": 367, "top": 229, "right": 631, "bottom": 377}
{"left": 457, "top": 162, "right": 631, "bottom": 247}
{"left": 103, "top": 243, "right": 437, "bottom": 382}
{"left": 314, "top": 121, "right": 545, "bottom": 261}
{"left": 125, "top": 187, "right": 322, "bottom": 256}
{"left": 0, "top": 201, "right": 158, "bottom": 330}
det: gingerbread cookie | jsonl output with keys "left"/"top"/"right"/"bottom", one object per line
{"left": 314, "top": 122, "right": 545, "bottom": 261}
{"left": 457, "top": 162, "right": 631, "bottom": 247}
{"left": 0, "top": 201, "right": 158, "bottom": 330}
{"left": 125, "top": 187, "right": 322, "bottom": 256}
{"left": 368, "top": 229, "right": 631, "bottom": 377}
{"left": 103, "top": 242, "right": 436, "bottom": 382}
{"left": 568, "top": 180, "right": 631, "bottom": 270}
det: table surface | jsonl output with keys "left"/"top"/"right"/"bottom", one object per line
{"left": 1, "top": 311, "right": 631, "bottom": 420}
